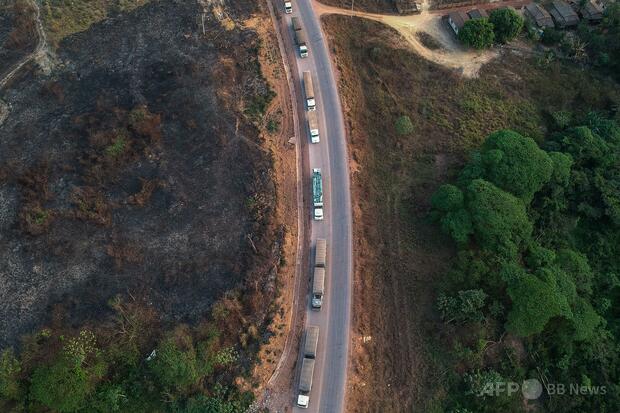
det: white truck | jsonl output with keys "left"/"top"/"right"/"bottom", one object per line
{"left": 312, "top": 168, "right": 323, "bottom": 220}
{"left": 307, "top": 110, "right": 320, "bottom": 143}
{"left": 284, "top": 0, "right": 292, "bottom": 14}
{"left": 297, "top": 357, "right": 315, "bottom": 408}
{"left": 303, "top": 71, "right": 316, "bottom": 111}
{"left": 291, "top": 17, "right": 308, "bottom": 57}
{"left": 312, "top": 267, "right": 325, "bottom": 309}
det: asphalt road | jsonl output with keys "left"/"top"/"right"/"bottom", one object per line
{"left": 283, "top": 1, "right": 354, "bottom": 412}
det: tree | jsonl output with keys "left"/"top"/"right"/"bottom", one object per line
{"left": 476, "top": 130, "right": 553, "bottom": 202}
{"left": 0, "top": 349, "right": 21, "bottom": 400}
{"left": 555, "top": 249, "right": 593, "bottom": 296}
{"left": 465, "top": 179, "right": 532, "bottom": 257}
{"left": 30, "top": 331, "right": 105, "bottom": 412}
{"left": 459, "top": 18, "right": 495, "bottom": 49}
{"left": 88, "top": 384, "right": 125, "bottom": 413}
{"left": 173, "top": 385, "right": 253, "bottom": 413}
{"left": 577, "top": 3, "right": 620, "bottom": 80}
{"left": 150, "top": 337, "right": 199, "bottom": 392}
{"left": 548, "top": 152, "right": 573, "bottom": 187}
{"left": 30, "top": 357, "right": 92, "bottom": 412}
{"left": 506, "top": 272, "right": 571, "bottom": 336}
{"left": 431, "top": 185, "right": 473, "bottom": 243}
{"left": 431, "top": 184, "right": 464, "bottom": 212}
{"left": 526, "top": 242, "right": 556, "bottom": 268}
{"left": 489, "top": 8, "right": 524, "bottom": 43}
{"left": 570, "top": 298, "right": 602, "bottom": 341}
{"left": 440, "top": 209, "right": 474, "bottom": 244}
{"left": 394, "top": 115, "right": 414, "bottom": 135}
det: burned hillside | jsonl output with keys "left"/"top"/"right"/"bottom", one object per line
{"left": 0, "top": 0, "right": 277, "bottom": 348}
{"left": 0, "top": 0, "right": 37, "bottom": 76}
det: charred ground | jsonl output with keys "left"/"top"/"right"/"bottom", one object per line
{"left": 0, "top": 0, "right": 278, "bottom": 348}
{"left": 0, "top": 0, "right": 37, "bottom": 76}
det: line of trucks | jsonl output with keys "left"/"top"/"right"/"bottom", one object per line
{"left": 297, "top": 238, "right": 327, "bottom": 408}
{"left": 304, "top": 71, "right": 319, "bottom": 144}
{"left": 283, "top": 5, "right": 329, "bottom": 410}
{"left": 292, "top": 14, "right": 320, "bottom": 147}
{"left": 304, "top": 72, "right": 323, "bottom": 221}
{"left": 293, "top": 15, "right": 324, "bottom": 221}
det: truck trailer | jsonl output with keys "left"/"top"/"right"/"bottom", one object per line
{"left": 315, "top": 238, "right": 326, "bottom": 267}
{"left": 312, "top": 168, "right": 323, "bottom": 220}
{"left": 303, "top": 71, "right": 316, "bottom": 111}
{"left": 304, "top": 326, "right": 320, "bottom": 358}
{"left": 292, "top": 16, "right": 302, "bottom": 31}
{"left": 312, "top": 268, "right": 325, "bottom": 309}
{"left": 291, "top": 17, "right": 308, "bottom": 57}
{"left": 297, "top": 357, "right": 315, "bottom": 408}
{"left": 307, "top": 110, "right": 320, "bottom": 143}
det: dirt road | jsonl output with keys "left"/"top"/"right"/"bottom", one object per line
{"left": 0, "top": 0, "right": 47, "bottom": 91}
{"left": 313, "top": 0, "right": 530, "bottom": 77}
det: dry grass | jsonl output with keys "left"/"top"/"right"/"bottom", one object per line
{"left": 322, "top": 14, "right": 620, "bottom": 412}
{"left": 42, "top": 0, "right": 151, "bottom": 45}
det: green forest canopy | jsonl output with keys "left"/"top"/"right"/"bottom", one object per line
{"left": 431, "top": 116, "right": 620, "bottom": 412}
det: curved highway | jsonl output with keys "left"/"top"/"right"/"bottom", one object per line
{"left": 284, "top": 1, "right": 353, "bottom": 412}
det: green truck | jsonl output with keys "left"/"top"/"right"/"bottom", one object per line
{"left": 312, "top": 168, "right": 323, "bottom": 220}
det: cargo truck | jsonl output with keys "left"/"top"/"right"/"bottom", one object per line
{"left": 291, "top": 17, "right": 308, "bottom": 57}
{"left": 303, "top": 71, "right": 316, "bottom": 111}
{"left": 304, "top": 326, "right": 319, "bottom": 358}
{"left": 312, "top": 268, "right": 325, "bottom": 309}
{"left": 297, "top": 357, "right": 315, "bottom": 408}
{"left": 315, "top": 238, "right": 326, "bottom": 267}
{"left": 307, "top": 111, "right": 320, "bottom": 143}
{"left": 283, "top": 0, "right": 292, "bottom": 13}
{"left": 294, "top": 29, "right": 309, "bottom": 58}
{"left": 312, "top": 168, "right": 323, "bottom": 220}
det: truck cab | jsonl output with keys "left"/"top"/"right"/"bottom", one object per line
{"left": 297, "top": 394, "right": 310, "bottom": 408}
{"left": 312, "top": 291, "right": 323, "bottom": 308}
{"left": 297, "top": 357, "right": 315, "bottom": 408}
{"left": 313, "top": 207, "right": 323, "bottom": 220}
{"left": 312, "top": 268, "right": 325, "bottom": 309}
{"left": 284, "top": 1, "right": 292, "bottom": 13}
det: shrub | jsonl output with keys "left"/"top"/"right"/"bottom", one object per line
{"left": 0, "top": 349, "right": 21, "bottom": 400}
{"left": 489, "top": 8, "right": 524, "bottom": 43}
{"left": 150, "top": 338, "right": 199, "bottom": 392}
{"left": 394, "top": 115, "right": 414, "bottom": 135}
{"left": 459, "top": 18, "right": 495, "bottom": 49}
{"left": 542, "top": 27, "right": 563, "bottom": 45}
{"left": 30, "top": 357, "right": 92, "bottom": 412}
{"left": 437, "top": 289, "right": 487, "bottom": 324}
